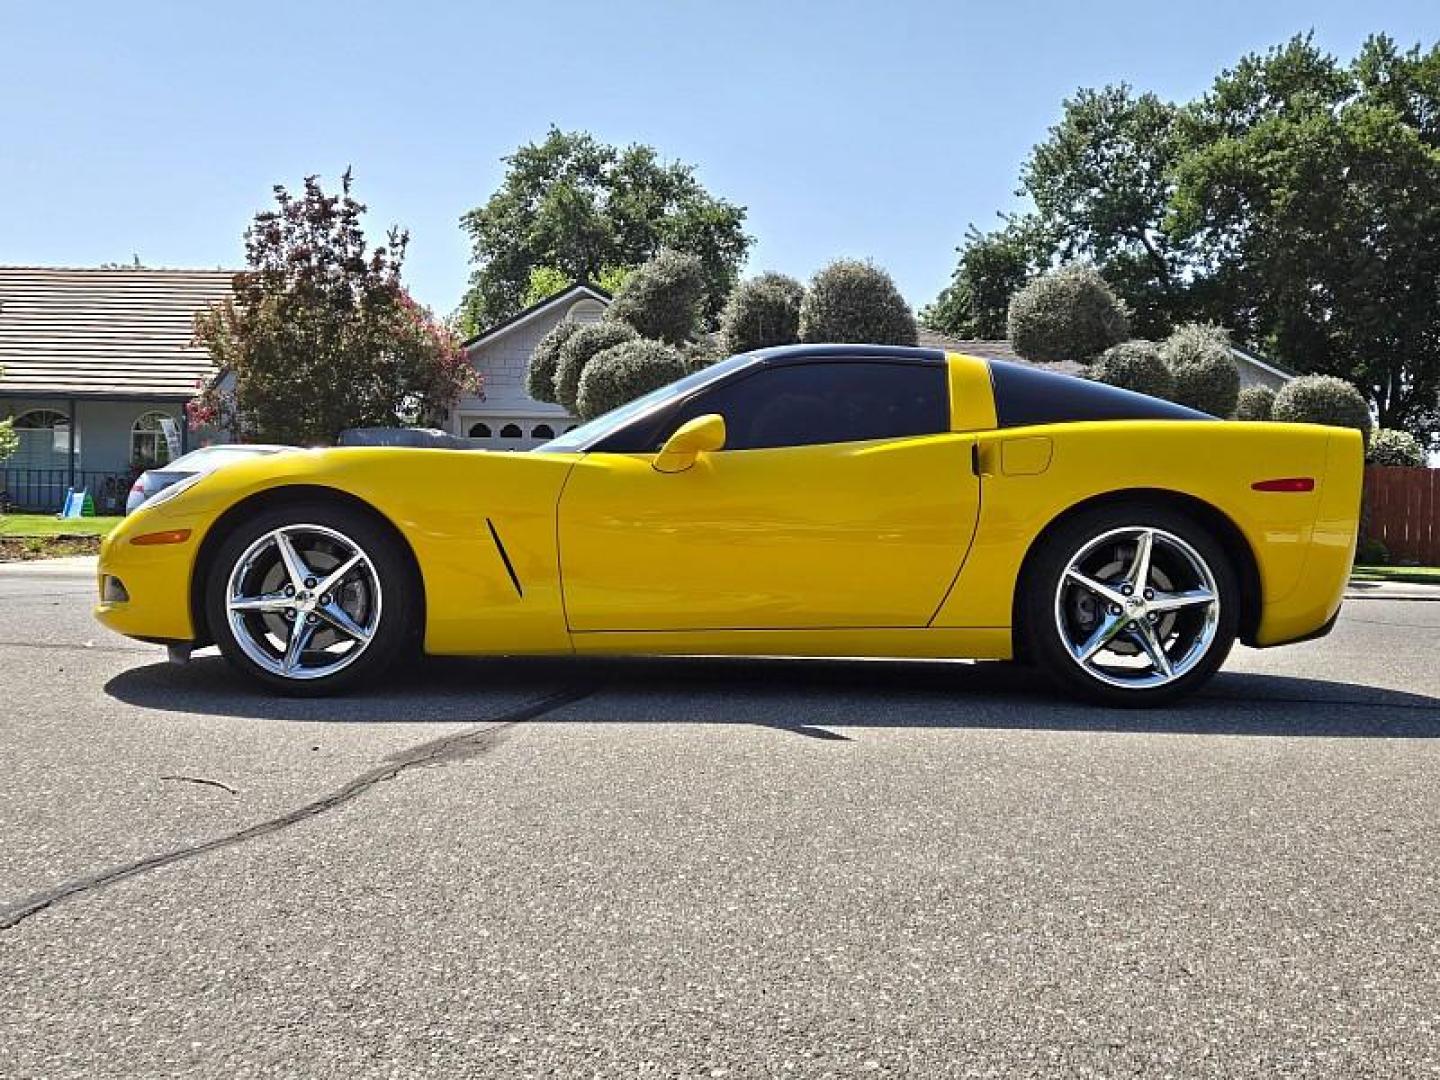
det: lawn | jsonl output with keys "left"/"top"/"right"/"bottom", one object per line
{"left": 1352, "top": 563, "right": 1440, "bottom": 586}
{"left": 0, "top": 514, "right": 123, "bottom": 537}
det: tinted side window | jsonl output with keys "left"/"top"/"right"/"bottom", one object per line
{"left": 658, "top": 361, "right": 948, "bottom": 451}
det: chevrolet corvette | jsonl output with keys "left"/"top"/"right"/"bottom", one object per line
{"left": 94, "top": 344, "right": 1363, "bottom": 705}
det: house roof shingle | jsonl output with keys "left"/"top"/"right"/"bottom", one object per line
{"left": 0, "top": 266, "right": 235, "bottom": 399}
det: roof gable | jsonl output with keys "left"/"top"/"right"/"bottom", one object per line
{"left": 461, "top": 282, "right": 611, "bottom": 352}
{"left": 0, "top": 266, "right": 236, "bottom": 399}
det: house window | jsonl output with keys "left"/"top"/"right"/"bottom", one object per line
{"left": 468, "top": 422, "right": 491, "bottom": 438}
{"left": 131, "top": 411, "right": 176, "bottom": 467}
{"left": 11, "top": 410, "right": 73, "bottom": 467}
{"left": 531, "top": 423, "right": 555, "bottom": 440}
{"left": 499, "top": 423, "right": 523, "bottom": 439}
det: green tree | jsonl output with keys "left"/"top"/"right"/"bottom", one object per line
{"left": 929, "top": 34, "right": 1440, "bottom": 445}
{"left": 720, "top": 272, "right": 805, "bottom": 354}
{"left": 798, "top": 260, "right": 917, "bottom": 345}
{"left": 457, "top": 129, "right": 751, "bottom": 335}
{"left": 1169, "top": 34, "right": 1440, "bottom": 437}
{"left": 1007, "top": 265, "right": 1129, "bottom": 365}
{"left": 1021, "top": 85, "right": 1186, "bottom": 337}
{"left": 922, "top": 220, "right": 1043, "bottom": 339}
{"left": 191, "top": 172, "right": 474, "bottom": 445}
{"left": 604, "top": 249, "right": 706, "bottom": 345}
{"left": 521, "top": 266, "right": 570, "bottom": 308}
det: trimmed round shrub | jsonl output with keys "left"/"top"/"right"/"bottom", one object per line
{"left": 1006, "top": 265, "right": 1129, "bottom": 365}
{"left": 1161, "top": 323, "right": 1239, "bottom": 417}
{"left": 798, "top": 259, "right": 918, "bottom": 345}
{"left": 1367, "top": 427, "right": 1425, "bottom": 467}
{"left": 1234, "top": 384, "right": 1276, "bottom": 422}
{"left": 1272, "top": 374, "right": 1373, "bottom": 444}
{"left": 527, "top": 318, "right": 583, "bottom": 404}
{"left": 576, "top": 340, "right": 688, "bottom": 420}
{"left": 604, "top": 249, "right": 705, "bottom": 346}
{"left": 720, "top": 272, "right": 805, "bottom": 354}
{"left": 1089, "top": 341, "right": 1174, "bottom": 400}
{"left": 554, "top": 322, "right": 638, "bottom": 413}
{"left": 680, "top": 338, "right": 724, "bottom": 374}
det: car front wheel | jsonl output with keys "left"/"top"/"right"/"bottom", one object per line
{"left": 1022, "top": 504, "right": 1239, "bottom": 706}
{"left": 205, "top": 505, "right": 415, "bottom": 695}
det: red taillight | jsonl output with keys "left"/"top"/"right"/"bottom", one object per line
{"left": 1252, "top": 477, "right": 1315, "bottom": 493}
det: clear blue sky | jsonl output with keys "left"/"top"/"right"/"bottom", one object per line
{"left": 2, "top": 0, "right": 1436, "bottom": 320}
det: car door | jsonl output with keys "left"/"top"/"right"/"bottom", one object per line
{"left": 556, "top": 358, "right": 981, "bottom": 632}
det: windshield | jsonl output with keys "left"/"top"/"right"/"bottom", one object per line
{"left": 534, "top": 354, "right": 756, "bottom": 453}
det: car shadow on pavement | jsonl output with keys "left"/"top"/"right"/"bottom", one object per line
{"left": 103, "top": 653, "right": 1440, "bottom": 737}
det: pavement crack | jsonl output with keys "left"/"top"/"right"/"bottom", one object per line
{"left": 0, "top": 685, "right": 595, "bottom": 931}
{"left": 159, "top": 775, "right": 240, "bottom": 795}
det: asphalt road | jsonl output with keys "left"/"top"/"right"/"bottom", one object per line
{"left": 2, "top": 558, "right": 1439, "bottom": 1078}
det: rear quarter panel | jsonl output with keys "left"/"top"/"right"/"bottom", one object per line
{"left": 932, "top": 421, "right": 1362, "bottom": 646}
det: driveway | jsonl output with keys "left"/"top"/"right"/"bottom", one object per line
{"left": 2, "top": 558, "right": 1439, "bottom": 1078}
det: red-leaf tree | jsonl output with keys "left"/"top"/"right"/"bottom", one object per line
{"left": 191, "top": 171, "right": 477, "bottom": 444}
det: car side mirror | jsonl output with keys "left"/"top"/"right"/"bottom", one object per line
{"left": 653, "top": 414, "right": 726, "bottom": 474}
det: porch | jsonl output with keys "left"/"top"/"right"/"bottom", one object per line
{"left": 0, "top": 394, "right": 191, "bottom": 513}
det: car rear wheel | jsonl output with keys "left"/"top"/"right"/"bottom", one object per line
{"left": 205, "top": 505, "right": 415, "bottom": 695}
{"left": 1021, "top": 503, "right": 1239, "bottom": 706}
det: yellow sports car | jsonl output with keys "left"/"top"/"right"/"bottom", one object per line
{"left": 95, "top": 345, "right": 1363, "bottom": 705}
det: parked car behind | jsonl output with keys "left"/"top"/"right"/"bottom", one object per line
{"left": 126, "top": 445, "right": 292, "bottom": 514}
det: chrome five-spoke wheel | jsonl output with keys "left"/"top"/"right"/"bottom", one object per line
{"left": 1024, "top": 504, "right": 1239, "bottom": 705}
{"left": 1055, "top": 526, "right": 1220, "bottom": 690}
{"left": 224, "top": 523, "right": 383, "bottom": 681}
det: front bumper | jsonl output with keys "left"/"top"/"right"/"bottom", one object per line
{"left": 93, "top": 514, "right": 202, "bottom": 643}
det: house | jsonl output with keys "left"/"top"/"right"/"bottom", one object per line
{"left": 452, "top": 282, "right": 610, "bottom": 449}
{"left": 916, "top": 330, "right": 1295, "bottom": 390}
{"left": 0, "top": 266, "right": 233, "bottom": 512}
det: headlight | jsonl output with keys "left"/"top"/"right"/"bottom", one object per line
{"left": 141, "top": 471, "right": 207, "bottom": 509}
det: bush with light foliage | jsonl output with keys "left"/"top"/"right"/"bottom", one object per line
{"left": 798, "top": 260, "right": 917, "bottom": 345}
{"left": 0, "top": 367, "right": 17, "bottom": 462}
{"left": 1234, "top": 385, "right": 1275, "bottom": 421}
{"left": 720, "top": 273, "right": 805, "bottom": 354}
{"left": 1366, "top": 427, "right": 1425, "bottom": 467}
{"left": 554, "top": 322, "right": 638, "bottom": 413}
{"left": 1006, "top": 265, "right": 1129, "bottom": 365}
{"left": 604, "top": 249, "right": 706, "bottom": 346}
{"left": 527, "top": 319, "right": 583, "bottom": 404}
{"left": 576, "top": 340, "right": 689, "bottom": 420}
{"left": 1089, "top": 341, "right": 1173, "bottom": 400}
{"left": 1272, "top": 374, "right": 1373, "bottom": 444}
{"left": 1161, "top": 323, "right": 1239, "bottom": 417}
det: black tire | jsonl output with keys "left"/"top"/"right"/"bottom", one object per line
{"left": 205, "top": 502, "right": 417, "bottom": 696}
{"left": 1020, "top": 502, "right": 1239, "bottom": 707}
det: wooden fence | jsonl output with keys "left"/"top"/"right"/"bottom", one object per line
{"left": 1365, "top": 465, "right": 1440, "bottom": 565}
